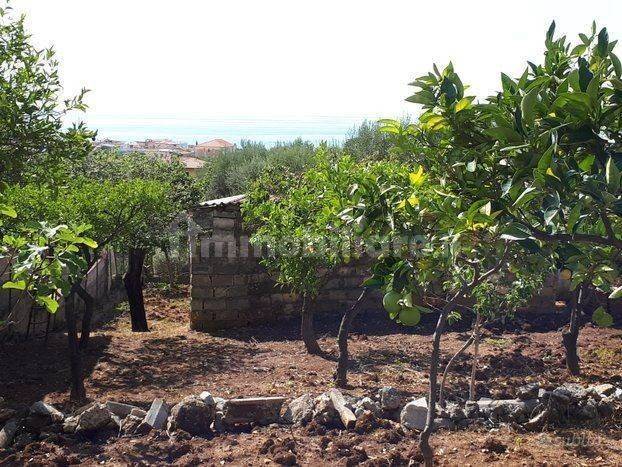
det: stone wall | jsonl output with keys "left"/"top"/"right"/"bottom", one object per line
{"left": 188, "top": 197, "right": 382, "bottom": 331}
{"left": 189, "top": 196, "right": 611, "bottom": 332}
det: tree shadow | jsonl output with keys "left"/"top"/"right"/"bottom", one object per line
{"left": 87, "top": 334, "right": 259, "bottom": 402}
{"left": 0, "top": 332, "right": 110, "bottom": 406}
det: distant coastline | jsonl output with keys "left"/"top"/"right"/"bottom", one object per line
{"left": 81, "top": 114, "right": 380, "bottom": 148}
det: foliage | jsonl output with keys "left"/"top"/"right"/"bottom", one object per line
{"left": 242, "top": 147, "right": 360, "bottom": 297}
{"left": 343, "top": 120, "right": 393, "bottom": 161}
{"left": 200, "top": 139, "right": 315, "bottom": 199}
{"left": 0, "top": 3, "right": 94, "bottom": 184}
{"left": 1, "top": 208, "right": 96, "bottom": 320}
{"left": 3, "top": 178, "right": 176, "bottom": 256}
{"left": 391, "top": 22, "right": 622, "bottom": 325}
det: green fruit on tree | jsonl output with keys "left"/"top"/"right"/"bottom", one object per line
{"left": 398, "top": 307, "right": 421, "bottom": 326}
{"left": 383, "top": 291, "right": 402, "bottom": 314}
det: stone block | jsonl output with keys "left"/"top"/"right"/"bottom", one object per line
{"left": 230, "top": 297, "right": 250, "bottom": 310}
{"left": 105, "top": 401, "right": 141, "bottom": 419}
{"left": 400, "top": 397, "right": 428, "bottom": 430}
{"left": 233, "top": 274, "right": 249, "bottom": 286}
{"left": 222, "top": 397, "right": 285, "bottom": 426}
{"left": 203, "top": 298, "right": 229, "bottom": 311}
{"left": 191, "top": 287, "right": 214, "bottom": 299}
{"left": 191, "top": 274, "right": 212, "bottom": 287}
{"left": 190, "top": 299, "right": 204, "bottom": 312}
{"left": 211, "top": 275, "right": 234, "bottom": 287}
{"left": 143, "top": 399, "right": 169, "bottom": 429}
{"left": 213, "top": 217, "right": 236, "bottom": 230}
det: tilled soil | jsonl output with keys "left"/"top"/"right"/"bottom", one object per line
{"left": 1, "top": 287, "right": 621, "bottom": 466}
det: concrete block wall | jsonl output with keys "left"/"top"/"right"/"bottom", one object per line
{"left": 188, "top": 200, "right": 382, "bottom": 331}
{"left": 189, "top": 198, "right": 620, "bottom": 332}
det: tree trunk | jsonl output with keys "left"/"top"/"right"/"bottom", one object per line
{"left": 74, "top": 283, "right": 95, "bottom": 350}
{"left": 65, "top": 295, "right": 86, "bottom": 401}
{"left": 439, "top": 335, "right": 474, "bottom": 408}
{"left": 301, "top": 294, "right": 322, "bottom": 355}
{"left": 419, "top": 298, "right": 456, "bottom": 467}
{"left": 335, "top": 289, "right": 368, "bottom": 388}
{"left": 562, "top": 285, "right": 583, "bottom": 376}
{"left": 124, "top": 247, "right": 149, "bottom": 332}
{"left": 469, "top": 313, "right": 482, "bottom": 401}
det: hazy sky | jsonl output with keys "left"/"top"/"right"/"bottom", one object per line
{"left": 18, "top": 0, "right": 622, "bottom": 121}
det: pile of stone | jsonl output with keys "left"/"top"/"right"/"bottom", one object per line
{"left": 0, "top": 392, "right": 287, "bottom": 450}
{"left": 400, "top": 382, "right": 622, "bottom": 432}
{"left": 1, "top": 382, "right": 620, "bottom": 451}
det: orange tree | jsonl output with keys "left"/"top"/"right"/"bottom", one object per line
{"left": 391, "top": 22, "right": 621, "bottom": 377}
{"left": 340, "top": 156, "right": 546, "bottom": 465}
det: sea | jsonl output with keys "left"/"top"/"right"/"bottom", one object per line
{"left": 83, "top": 114, "right": 382, "bottom": 147}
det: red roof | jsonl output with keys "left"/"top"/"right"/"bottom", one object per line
{"left": 197, "top": 139, "right": 234, "bottom": 148}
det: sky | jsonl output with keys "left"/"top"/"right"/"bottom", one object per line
{"left": 16, "top": 0, "right": 622, "bottom": 141}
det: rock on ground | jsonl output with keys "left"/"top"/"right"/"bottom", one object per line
{"left": 29, "top": 401, "right": 64, "bottom": 423}
{"left": 379, "top": 387, "right": 402, "bottom": 411}
{"left": 105, "top": 401, "right": 141, "bottom": 419}
{"left": 167, "top": 395, "right": 215, "bottom": 436}
{"left": 143, "top": 398, "right": 170, "bottom": 430}
{"left": 0, "top": 419, "right": 18, "bottom": 448}
{"left": 222, "top": 397, "right": 285, "bottom": 427}
{"left": 283, "top": 394, "right": 314, "bottom": 425}
{"left": 516, "top": 383, "right": 540, "bottom": 400}
{"left": 400, "top": 397, "right": 428, "bottom": 431}
{"left": 75, "top": 403, "right": 115, "bottom": 433}
{"left": 312, "top": 393, "right": 338, "bottom": 426}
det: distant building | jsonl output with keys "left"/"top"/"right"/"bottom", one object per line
{"left": 179, "top": 155, "right": 206, "bottom": 176}
{"left": 194, "top": 139, "right": 234, "bottom": 156}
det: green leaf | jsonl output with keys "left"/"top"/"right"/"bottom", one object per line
{"left": 2, "top": 280, "right": 26, "bottom": 290}
{"left": 485, "top": 126, "right": 523, "bottom": 143}
{"left": 592, "top": 306, "right": 613, "bottom": 327}
{"left": 454, "top": 97, "right": 472, "bottom": 113}
{"left": 597, "top": 27, "right": 609, "bottom": 58}
{"left": 76, "top": 237, "right": 98, "bottom": 249}
{"left": 513, "top": 187, "right": 537, "bottom": 207}
{"left": 606, "top": 157, "right": 620, "bottom": 192}
{"left": 537, "top": 146, "right": 554, "bottom": 172}
{"left": 466, "top": 160, "right": 477, "bottom": 172}
{"left": 578, "top": 154, "right": 595, "bottom": 172}
{"left": 609, "top": 285, "right": 622, "bottom": 299}
{"left": 521, "top": 87, "right": 539, "bottom": 126}
{"left": 567, "top": 203, "right": 582, "bottom": 231}
{"left": 546, "top": 21, "right": 556, "bottom": 45}
{"left": 0, "top": 205, "right": 17, "bottom": 218}
{"left": 37, "top": 295, "right": 59, "bottom": 314}
{"left": 500, "top": 223, "right": 532, "bottom": 241}
{"left": 610, "top": 52, "right": 622, "bottom": 77}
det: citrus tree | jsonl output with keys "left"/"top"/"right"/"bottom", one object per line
{"left": 397, "top": 23, "right": 621, "bottom": 376}
{"left": 340, "top": 156, "right": 535, "bottom": 465}
{"left": 243, "top": 148, "right": 363, "bottom": 356}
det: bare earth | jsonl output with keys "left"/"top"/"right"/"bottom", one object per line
{"left": 1, "top": 287, "right": 621, "bottom": 466}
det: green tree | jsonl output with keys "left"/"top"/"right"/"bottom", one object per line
{"left": 74, "top": 151, "right": 200, "bottom": 330}
{"left": 0, "top": 1, "right": 96, "bottom": 400}
{"left": 400, "top": 23, "right": 622, "bottom": 376}
{"left": 0, "top": 3, "right": 94, "bottom": 184}
{"left": 243, "top": 148, "right": 359, "bottom": 355}
{"left": 200, "top": 139, "right": 315, "bottom": 199}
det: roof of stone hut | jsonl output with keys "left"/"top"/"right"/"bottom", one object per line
{"left": 199, "top": 194, "right": 246, "bottom": 208}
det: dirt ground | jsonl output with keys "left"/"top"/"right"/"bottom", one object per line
{"left": 1, "top": 286, "right": 621, "bottom": 466}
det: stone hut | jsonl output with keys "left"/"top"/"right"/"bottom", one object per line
{"left": 188, "top": 195, "right": 380, "bottom": 331}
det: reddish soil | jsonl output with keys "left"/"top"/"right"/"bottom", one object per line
{"left": 1, "top": 286, "right": 621, "bottom": 466}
